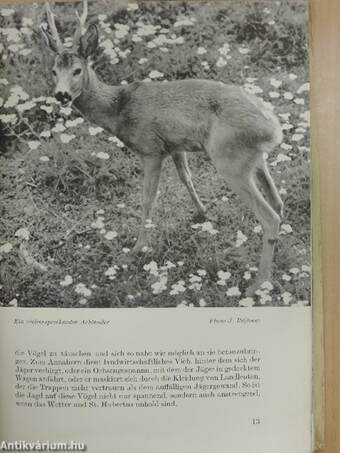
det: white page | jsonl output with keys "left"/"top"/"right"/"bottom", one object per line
{"left": 0, "top": 308, "right": 312, "bottom": 453}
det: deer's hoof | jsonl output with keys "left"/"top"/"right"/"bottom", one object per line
{"left": 245, "top": 280, "right": 263, "bottom": 297}
{"left": 192, "top": 210, "right": 206, "bottom": 222}
{"left": 131, "top": 245, "right": 143, "bottom": 254}
{"left": 245, "top": 283, "right": 258, "bottom": 298}
{"left": 131, "top": 240, "right": 149, "bottom": 255}
{"left": 246, "top": 278, "right": 273, "bottom": 298}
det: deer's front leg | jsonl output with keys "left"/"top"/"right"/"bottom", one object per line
{"left": 132, "top": 155, "right": 163, "bottom": 253}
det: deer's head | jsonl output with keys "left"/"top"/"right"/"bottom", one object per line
{"left": 41, "top": 1, "right": 98, "bottom": 106}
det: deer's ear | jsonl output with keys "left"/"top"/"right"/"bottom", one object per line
{"left": 40, "top": 25, "right": 59, "bottom": 53}
{"left": 79, "top": 24, "right": 98, "bottom": 58}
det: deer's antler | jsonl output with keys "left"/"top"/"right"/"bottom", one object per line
{"left": 73, "top": 0, "right": 89, "bottom": 46}
{"left": 76, "top": 0, "right": 88, "bottom": 34}
{"left": 45, "top": 2, "right": 63, "bottom": 51}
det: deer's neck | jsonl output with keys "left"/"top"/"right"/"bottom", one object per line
{"left": 74, "top": 66, "right": 121, "bottom": 134}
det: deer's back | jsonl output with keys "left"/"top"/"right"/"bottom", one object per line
{"left": 115, "top": 79, "right": 282, "bottom": 155}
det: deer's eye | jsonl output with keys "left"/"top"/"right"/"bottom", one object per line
{"left": 52, "top": 69, "right": 57, "bottom": 77}
{"left": 73, "top": 68, "right": 82, "bottom": 76}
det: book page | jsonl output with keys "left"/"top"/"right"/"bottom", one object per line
{"left": 0, "top": 308, "right": 311, "bottom": 453}
{"left": 0, "top": 1, "right": 313, "bottom": 452}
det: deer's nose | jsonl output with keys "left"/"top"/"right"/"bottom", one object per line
{"left": 55, "top": 91, "right": 72, "bottom": 104}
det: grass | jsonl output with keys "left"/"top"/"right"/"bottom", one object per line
{"left": 0, "top": 0, "right": 310, "bottom": 307}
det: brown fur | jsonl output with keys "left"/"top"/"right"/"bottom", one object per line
{"left": 74, "top": 72, "right": 282, "bottom": 157}
{"left": 44, "top": 20, "right": 284, "bottom": 294}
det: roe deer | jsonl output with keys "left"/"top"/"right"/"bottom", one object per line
{"left": 41, "top": 1, "right": 284, "bottom": 294}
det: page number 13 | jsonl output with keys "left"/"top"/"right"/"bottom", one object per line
{"left": 252, "top": 418, "right": 261, "bottom": 425}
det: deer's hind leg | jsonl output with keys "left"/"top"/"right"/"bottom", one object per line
{"left": 210, "top": 146, "right": 281, "bottom": 293}
{"left": 256, "top": 156, "right": 284, "bottom": 218}
{"left": 172, "top": 152, "right": 206, "bottom": 216}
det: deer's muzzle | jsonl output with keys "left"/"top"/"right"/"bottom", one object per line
{"left": 55, "top": 91, "right": 72, "bottom": 106}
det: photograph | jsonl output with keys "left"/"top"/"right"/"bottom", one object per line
{"left": 0, "top": 0, "right": 310, "bottom": 308}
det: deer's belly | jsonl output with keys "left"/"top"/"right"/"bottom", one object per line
{"left": 115, "top": 117, "right": 209, "bottom": 156}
